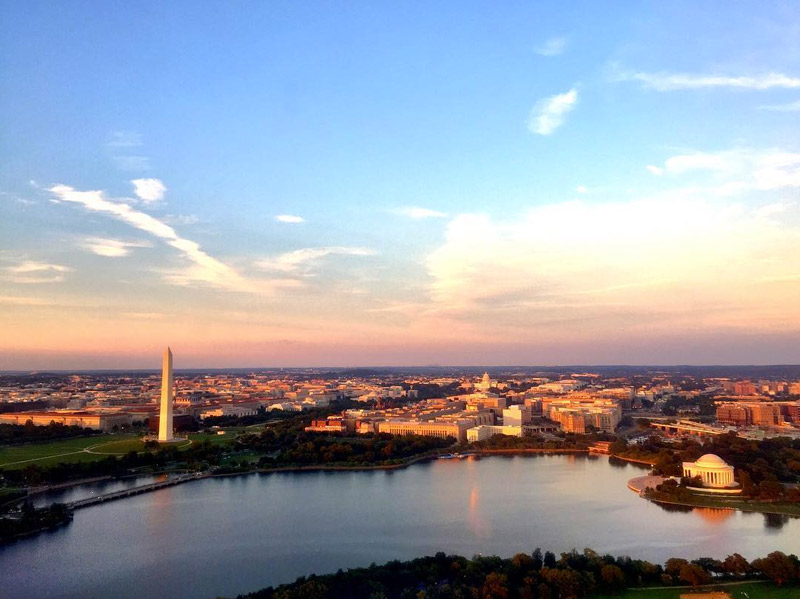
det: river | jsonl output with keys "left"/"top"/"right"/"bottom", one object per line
{"left": 1, "top": 454, "right": 798, "bottom": 599}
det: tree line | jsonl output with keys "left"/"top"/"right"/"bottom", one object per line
{"left": 0, "top": 422, "right": 100, "bottom": 445}
{"left": 237, "top": 547, "right": 800, "bottom": 599}
{"left": 610, "top": 432, "right": 800, "bottom": 502}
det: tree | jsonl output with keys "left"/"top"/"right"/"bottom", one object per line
{"left": 679, "top": 563, "right": 712, "bottom": 587}
{"left": 722, "top": 553, "right": 750, "bottom": 577}
{"left": 531, "top": 548, "right": 543, "bottom": 570}
{"left": 296, "top": 580, "right": 327, "bottom": 599}
{"left": 600, "top": 565, "right": 625, "bottom": 589}
{"left": 511, "top": 553, "right": 534, "bottom": 572}
{"left": 692, "top": 557, "right": 723, "bottom": 576}
{"left": 664, "top": 558, "right": 688, "bottom": 577}
{"left": 481, "top": 573, "right": 508, "bottom": 599}
{"left": 751, "top": 551, "right": 798, "bottom": 585}
{"left": 757, "top": 480, "right": 785, "bottom": 501}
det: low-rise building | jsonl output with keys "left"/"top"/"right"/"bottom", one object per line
{"left": 466, "top": 425, "right": 523, "bottom": 442}
{"left": 377, "top": 419, "right": 472, "bottom": 442}
{"left": 0, "top": 410, "right": 132, "bottom": 432}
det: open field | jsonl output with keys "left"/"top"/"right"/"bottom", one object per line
{"left": 188, "top": 432, "right": 237, "bottom": 446}
{"left": 0, "top": 431, "right": 236, "bottom": 470}
{"left": 0, "top": 436, "right": 114, "bottom": 468}
{"left": 87, "top": 438, "right": 148, "bottom": 454}
{"left": 614, "top": 581, "right": 797, "bottom": 599}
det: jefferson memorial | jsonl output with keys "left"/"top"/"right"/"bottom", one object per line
{"left": 682, "top": 454, "right": 739, "bottom": 492}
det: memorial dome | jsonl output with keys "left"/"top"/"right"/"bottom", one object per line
{"left": 695, "top": 454, "right": 727, "bottom": 466}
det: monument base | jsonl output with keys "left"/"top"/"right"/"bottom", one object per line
{"left": 142, "top": 435, "right": 188, "bottom": 444}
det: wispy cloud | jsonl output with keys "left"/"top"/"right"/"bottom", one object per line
{"left": 527, "top": 88, "right": 578, "bottom": 135}
{"left": 275, "top": 214, "right": 305, "bottom": 223}
{"left": 0, "top": 295, "right": 58, "bottom": 306}
{"left": 394, "top": 206, "right": 448, "bottom": 219}
{"left": 615, "top": 68, "right": 800, "bottom": 91}
{"left": 758, "top": 100, "right": 800, "bottom": 112}
{"left": 113, "top": 156, "right": 150, "bottom": 172}
{"left": 534, "top": 36, "right": 568, "bottom": 57}
{"left": 6, "top": 260, "right": 71, "bottom": 284}
{"left": 424, "top": 198, "right": 800, "bottom": 335}
{"left": 646, "top": 165, "right": 664, "bottom": 175}
{"left": 107, "top": 132, "right": 150, "bottom": 172}
{"left": 80, "top": 237, "right": 152, "bottom": 258}
{"left": 131, "top": 178, "right": 166, "bottom": 203}
{"left": 575, "top": 185, "right": 588, "bottom": 194}
{"left": 107, "top": 131, "right": 143, "bottom": 148}
{"left": 163, "top": 214, "right": 200, "bottom": 226}
{"left": 50, "top": 184, "right": 255, "bottom": 291}
{"left": 256, "top": 247, "right": 376, "bottom": 274}
{"left": 650, "top": 148, "right": 800, "bottom": 191}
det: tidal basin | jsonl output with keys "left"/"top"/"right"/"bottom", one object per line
{"left": 2, "top": 454, "right": 798, "bottom": 599}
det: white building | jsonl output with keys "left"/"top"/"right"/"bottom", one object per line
{"left": 682, "top": 454, "right": 737, "bottom": 488}
{"left": 502, "top": 405, "right": 532, "bottom": 426}
{"left": 467, "top": 425, "right": 523, "bottom": 442}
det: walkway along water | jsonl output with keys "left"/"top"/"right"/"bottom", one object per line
{"left": 66, "top": 472, "right": 208, "bottom": 510}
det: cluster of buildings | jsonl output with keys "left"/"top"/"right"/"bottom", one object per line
{"left": 305, "top": 372, "right": 625, "bottom": 443}
{"left": 0, "top": 360, "right": 397, "bottom": 432}
{"left": 5, "top": 361, "right": 800, "bottom": 446}
{"left": 716, "top": 400, "right": 800, "bottom": 428}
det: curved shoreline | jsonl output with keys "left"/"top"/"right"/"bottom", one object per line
{"left": 642, "top": 494, "right": 800, "bottom": 517}
{"left": 608, "top": 453, "right": 657, "bottom": 466}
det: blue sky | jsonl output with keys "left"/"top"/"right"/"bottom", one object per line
{"left": 1, "top": 1, "right": 799, "bottom": 368}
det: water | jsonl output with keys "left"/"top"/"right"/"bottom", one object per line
{"left": 28, "top": 474, "right": 174, "bottom": 508}
{"left": 1, "top": 455, "right": 797, "bottom": 599}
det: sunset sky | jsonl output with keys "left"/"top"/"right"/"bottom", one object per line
{"left": 2, "top": 1, "right": 799, "bottom": 369}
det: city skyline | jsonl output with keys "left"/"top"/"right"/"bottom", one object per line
{"left": 2, "top": 2, "right": 800, "bottom": 369}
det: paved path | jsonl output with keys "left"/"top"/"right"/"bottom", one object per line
{"left": 628, "top": 474, "right": 667, "bottom": 494}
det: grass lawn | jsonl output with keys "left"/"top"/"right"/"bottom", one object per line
{"left": 188, "top": 432, "right": 236, "bottom": 446}
{"left": 0, "top": 436, "right": 110, "bottom": 468}
{"left": 610, "top": 581, "right": 797, "bottom": 599}
{"left": 87, "top": 438, "right": 148, "bottom": 454}
{"left": 0, "top": 429, "right": 239, "bottom": 471}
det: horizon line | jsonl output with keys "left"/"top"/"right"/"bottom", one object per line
{"left": 2, "top": 362, "right": 800, "bottom": 375}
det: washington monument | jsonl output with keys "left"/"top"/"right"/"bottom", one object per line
{"left": 158, "top": 347, "right": 174, "bottom": 442}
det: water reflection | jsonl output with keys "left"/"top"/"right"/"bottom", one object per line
{"left": 608, "top": 456, "right": 630, "bottom": 469}
{"left": 3, "top": 455, "right": 800, "bottom": 599}
{"left": 30, "top": 474, "right": 171, "bottom": 508}
{"left": 653, "top": 502, "right": 694, "bottom": 514}
{"left": 693, "top": 507, "right": 734, "bottom": 524}
{"left": 763, "top": 512, "right": 790, "bottom": 530}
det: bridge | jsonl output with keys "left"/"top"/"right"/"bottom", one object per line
{"left": 68, "top": 473, "right": 208, "bottom": 510}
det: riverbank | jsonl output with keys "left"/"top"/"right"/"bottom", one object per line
{"left": 610, "top": 453, "right": 657, "bottom": 466}
{"left": 3, "top": 452, "right": 798, "bottom": 599}
{"left": 5, "top": 448, "right": 646, "bottom": 509}
{"left": 212, "top": 447, "right": 598, "bottom": 478}
{"left": 0, "top": 503, "right": 73, "bottom": 545}
{"left": 644, "top": 493, "right": 800, "bottom": 517}
{"left": 626, "top": 474, "right": 800, "bottom": 517}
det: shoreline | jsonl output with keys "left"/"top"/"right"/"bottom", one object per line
{"left": 643, "top": 494, "right": 800, "bottom": 517}
{"left": 9, "top": 448, "right": 600, "bottom": 502}
{"left": 11, "top": 449, "right": 799, "bottom": 520}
